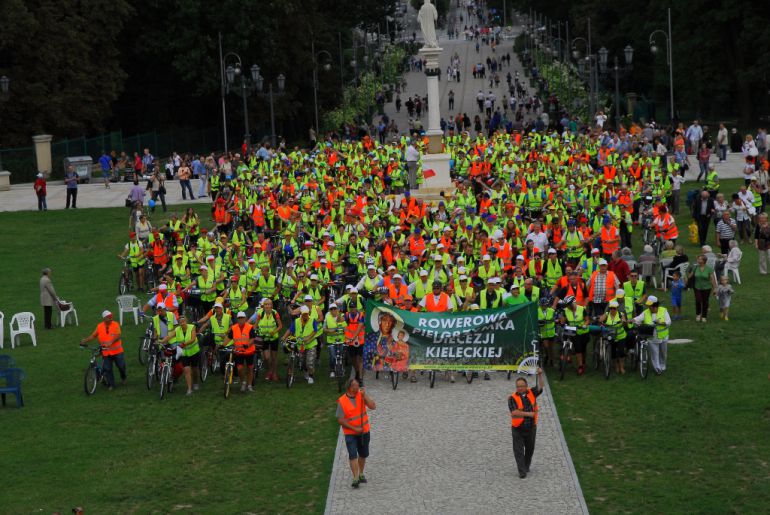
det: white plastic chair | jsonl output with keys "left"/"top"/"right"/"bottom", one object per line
{"left": 116, "top": 295, "right": 141, "bottom": 325}
{"left": 55, "top": 300, "right": 79, "bottom": 327}
{"left": 9, "top": 312, "right": 36, "bottom": 348}
{"left": 0, "top": 311, "right": 4, "bottom": 349}
{"left": 723, "top": 251, "right": 742, "bottom": 284}
{"left": 663, "top": 262, "right": 689, "bottom": 291}
{"left": 640, "top": 261, "right": 658, "bottom": 289}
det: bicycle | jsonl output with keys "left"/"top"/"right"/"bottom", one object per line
{"left": 633, "top": 324, "right": 654, "bottom": 380}
{"left": 282, "top": 337, "right": 302, "bottom": 389}
{"left": 596, "top": 326, "right": 615, "bottom": 380}
{"left": 118, "top": 258, "right": 134, "bottom": 295}
{"left": 558, "top": 324, "right": 577, "bottom": 381}
{"left": 251, "top": 340, "right": 265, "bottom": 384}
{"left": 138, "top": 322, "right": 153, "bottom": 365}
{"left": 197, "top": 331, "right": 209, "bottom": 383}
{"left": 330, "top": 342, "right": 346, "bottom": 392}
{"left": 157, "top": 345, "right": 176, "bottom": 400}
{"left": 145, "top": 339, "right": 159, "bottom": 390}
{"left": 82, "top": 345, "right": 107, "bottom": 395}
{"left": 220, "top": 347, "right": 236, "bottom": 398}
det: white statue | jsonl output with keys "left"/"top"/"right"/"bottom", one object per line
{"left": 418, "top": 0, "right": 439, "bottom": 48}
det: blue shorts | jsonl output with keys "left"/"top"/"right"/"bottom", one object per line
{"left": 102, "top": 170, "right": 110, "bottom": 178}
{"left": 344, "top": 432, "right": 370, "bottom": 459}
{"left": 671, "top": 295, "right": 682, "bottom": 307}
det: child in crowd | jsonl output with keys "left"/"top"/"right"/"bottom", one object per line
{"left": 669, "top": 270, "right": 685, "bottom": 320}
{"left": 717, "top": 275, "right": 735, "bottom": 321}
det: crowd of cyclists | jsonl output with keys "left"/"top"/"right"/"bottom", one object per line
{"left": 81, "top": 118, "right": 718, "bottom": 397}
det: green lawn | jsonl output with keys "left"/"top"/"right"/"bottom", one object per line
{"left": 0, "top": 205, "right": 339, "bottom": 514}
{"left": 550, "top": 179, "right": 770, "bottom": 513}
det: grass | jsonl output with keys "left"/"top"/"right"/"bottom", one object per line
{"left": 550, "top": 179, "right": 770, "bottom": 513}
{"left": 0, "top": 205, "right": 340, "bottom": 514}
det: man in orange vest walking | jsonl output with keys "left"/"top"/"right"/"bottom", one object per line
{"left": 509, "top": 367, "right": 544, "bottom": 479}
{"left": 80, "top": 310, "right": 126, "bottom": 390}
{"left": 337, "top": 378, "right": 376, "bottom": 489}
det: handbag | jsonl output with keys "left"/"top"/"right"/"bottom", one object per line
{"left": 125, "top": 197, "right": 132, "bottom": 208}
{"left": 159, "top": 185, "right": 167, "bottom": 195}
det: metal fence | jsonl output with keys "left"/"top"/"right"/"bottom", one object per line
{"left": 1, "top": 127, "right": 221, "bottom": 184}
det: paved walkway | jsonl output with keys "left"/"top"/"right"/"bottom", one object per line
{"left": 0, "top": 179, "right": 211, "bottom": 212}
{"left": 325, "top": 372, "right": 587, "bottom": 515}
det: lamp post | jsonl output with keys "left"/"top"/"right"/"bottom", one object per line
{"left": 649, "top": 7, "right": 675, "bottom": 123}
{"left": 571, "top": 36, "right": 594, "bottom": 118}
{"left": 598, "top": 46, "right": 634, "bottom": 131}
{"left": 219, "top": 44, "right": 260, "bottom": 152}
{"left": 254, "top": 67, "right": 286, "bottom": 148}
{"left": 0, "top": 75, "right": 9, "bottom": 172}
{"left": 311, "top": 38, "right": 333, "bottom": 138}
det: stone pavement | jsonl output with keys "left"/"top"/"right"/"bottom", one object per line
{"left": 0, "top": 178, "right": 211, "bottom": 212}
{"left": 324, "top": 372, "right": 588, "bottom": 515}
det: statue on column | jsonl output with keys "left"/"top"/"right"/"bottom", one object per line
{"left": 418, "top": 0, "right": 439, "bottom": 48}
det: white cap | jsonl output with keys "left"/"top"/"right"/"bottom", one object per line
{"left": 443, "top": 227, "right": 451, "bottom": 232}
{"left": 236, "top": 311, "right": 247, "bottom": 318}
{"left": 101, "top": 310, "right": 112, "bottom": 318}
{"left": 457, "top": 256, "right": 466, "bottom": 262}
{"left": 419, "top": 270, "right": 429, "bottom": 276}
{"left": 547, "top": 248, "right": 557, "bottom": 254}
{"left": 207, "top": 255, "right": 215, "bottom": 260}
{"left": 200, "top": 265, "right": 208, "bottom": 271}
{"left": 598, "top": 258, "right": 608, "bottom": 265}
{"left": 647, "top": 295, "right": 659, "bottom": 305}
{"left": 388, "top": 265, "right": 396, "bottom": 270}
{"left": 591, "top": 248, "right": 600, "bottom": 254}
{"left": 158, "top": 283, "right": 168, "bottom": 291}
{"left": 511, "top": 283, "right": 520, "bottom": 290}
{"left": 493, "top": 229, "right": 504, "bottom": 240}
{"left": 304, "top": 294, "right": 314, "bottom": 301}
{"left": 469, "top": 304, "right": 480, "bottom": 310}
{"left": 213, "top": 302, "right": 223, "bottom": 308}
{"left": 350, "top": 287, "right": 359, "bottom": 293}
{"left": 482, "top": 254, "right": 491, "bottom": 261}
{"left": 310, "top": 274, "right": 319, "bottom": 280}
{"left": 358, "top": 252, "right": 365, "bottom": 257}
{"left": 608, "top": 300, "right": 619, "bottom": 308}
{"left": 248, "top": 258, "right": 256, "bottom": 263}
{"left": 458, "top": 266, "right": 467, "bottom": 274}
{"left": 433, "top": 254, "right": 442, "bottom": 260}
{"left": 345, "top": 284, "right": 353, "bottom": 291}
{"left": 437, "top": 243, "right": 445, "bottom": 249}
{"left": 516, "top": 255, "right": 525, "bottom": 260}
{"left": 299, "top": 305, "right": 310, "bottom": 314}
{"left": 320, "top": 258, "right": 328, "bottom": 264}
{"left": 393, "top": 273, "right": 403, "bottom": 279}
{"left": 328, "top": 241, "right": 336, "bottom": 247}
{"left": 430, "top": 238, "right": 438, "bottom": 245}
{"left": 459, "top": 275, "right": 468, "bottom": 281}
{"left": 367, "top": 264, "right": 376, "bottom": 270}
{"left": 616, "top": 289, "right": 625, "bottom": 297}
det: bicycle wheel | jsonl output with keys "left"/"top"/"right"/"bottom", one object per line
{"left": 391, "top": 370, "right": 399, "bottom": 390}
{"left": 466, "top": 371, "right": 474, "bottom": 384}
{"left": 603, "top": 341, "right": 612, "bottom": 380}
{"left": 639, "top": 343, "right": 650, "bottom": 379}
{"left": 592, "top": 339, "right": 601, "bottom": 370}
{"left": 286, "top": 355, "right": 295, "bottom": 389}
{"left": 199, "top": 351, "right": 209, "bottom": 383}
{"left": 210, "top": 350, "right": 220, "bottom": 375}
{"left": 118, "top": 274, "right": 129, "bottom": 295}
{"left": 559, "top": 346, "right": 567, "bottom": 381}
{"left": 84, "top": 364, "right": 98, "bottom": 396}
{"left": 429, "top": 370, "right": 436, "bottom": 389}
{"left": 146, "top": 354, "right": 156, "bottom": 390}
{"left": 138, "top": 336, "right": 150, "bottom": 365}
{"left": 224, "top": 363, "right": 234, "bottom": 399}
{"left": 159, "top": 365, "right": 170, "bottom": 400}
{"left": 253, "top": 356, "right": 262, "bottom": 381}
{"left": 335, "top": 359, "right": 345, "bottom": 393}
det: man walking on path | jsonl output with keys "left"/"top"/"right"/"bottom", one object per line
{"left": 509, "top": 368, "right": 544, "bottom": 479}
{"left": 337, "top": 378, "right": 376, "bottom": 489}
{"left": 405, "top": 139, "right": 420, "bottom": 191}
{"left": 65, "top": 165, "right": 79, "bottom": 208}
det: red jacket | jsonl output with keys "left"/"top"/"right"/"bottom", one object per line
{"left": 34, "top": 178, "right": 47, "bottom": 197}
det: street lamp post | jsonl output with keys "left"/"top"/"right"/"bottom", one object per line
{"left": 220, "top": 45, "right": 260, "bottom": 152}
{"left": 311, "top": 39, "right": 333, "bottom": 137}
{"left": 0, "top": 75, "right": 9, "bottom": 172}
{"left": 571, "top": 36, "right": 593, "bottom": 118}
{"left": 254, "top": 68, "right": 286, "bottom": 148}
{"left": 599, "top": 46, "right": 634, "bottom": 131}
{"left": 649, "top": 7, "right": 675, "bottom": 123}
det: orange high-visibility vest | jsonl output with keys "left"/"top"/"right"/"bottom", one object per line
{"left": 388, "top": 283, "right": 408, "bottom": 307}
{"left": 232, "top": 323, "right": 255, "bottom": 355}
{"left": 408, "top": 236, "right": 426, "bottom": 257}
{"left": 588, "top": 271, "right": 617, "bottom": 302}
{"left": 601, "top": 225, "right": 619, "bottom": 255}
{"left": 152, "top": 240, "right": 168, "bottom": 265}
{"left": 656, "top": 214, "right": 679, "bottom": 240}
{"left": 251, "top": 204, "right": 266, "bottom": 227}
{"left": 97, "top": 321, "right": 123, "bottom": 356}
{"left": 344, "top": 312, "right": 364, "bottom": 345}
{"left": 338, "top": 392, "right": 370, "bottom": 435}
{"left": 511, "top": 390, "right": 538, "bottom": 427}
{"left": 154, "top": 293, "right": 177, "bottom": 313}
{"left": 214, "top": 204, "right": 232, "bottom": 224}
{"left": 425, "top": 293, "right": 450, "bottom": 312}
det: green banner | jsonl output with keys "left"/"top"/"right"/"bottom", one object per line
{"left": 363, "top": 301, "right": 539, "bottom": 371}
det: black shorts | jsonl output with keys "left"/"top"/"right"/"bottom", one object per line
{"left": 571, "top": 333, "right": 589, "bottom": 355}
{"left": 344, "top": 432, "right": 370, "bottom": 459}
{"left": 347, "top": 345, "right": 364, "bottom": 358}
{"left": 261, "top": 338, "right": 279, "bottom": 351}
{"left": 234, "top": 353, "right": 256, "bottom": 366}
{"left": 611, "top": 337, "right": 627, "bottom": 359}
{"left": 181, "top": 352, "right": 200, "bottom": 367}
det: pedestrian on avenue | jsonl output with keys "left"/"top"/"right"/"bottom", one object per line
{"left": 509, "top": 368, "right": 544, "bottom": 479}
{"left": 33, "top": 172, "right": 47, "bottom": 211}
{"left": 64, "top": 165, "right": 79, "bottom": 208}
{"left": 177, "top": 160, "right": 194, "bottom": 200}
{"left": 99, "top": 150, "right": 113, "bottom": 189}
{"left": 150, "top": 169, "right": 167, "bottom": 212}
{"left": 405, "top": 139, "right": 420, "bottom": 190}
{"left": 40, "top": 268, "right": 60, "bottom": 330}
{"left": 337, "top": 378, "right": 376, "bottom": 489}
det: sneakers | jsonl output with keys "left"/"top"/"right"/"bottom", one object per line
{"left": 186, "top": 390, "right": 193, "bottom": 396}
{"left": 358, "top": 474, "right": 367, "bottom": 484}
{"left": 247, "top": 385, "right": 253, "bottom": 392}
{"left": 240, "top": 383, "right": 247, "bottom": 392}
{"left": 701, "top": 318, "right": 707, "bottom": 323}
{"left": 307, "top": 376, "right": 315, "bottom": 384}
{"left": 330, "top": 371, "right": 336, "bottom": 378}
{"left": 695, "top": 315, "right": 701, "bottom": 322}
{"left": 351, "top": 479, "right": 360, "bottom": 489}
{"left": 192, "top": 384, "right": 200, "bottom": 391}
{"left": 484, "top": 372, "right": 491, "bottom": 380}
